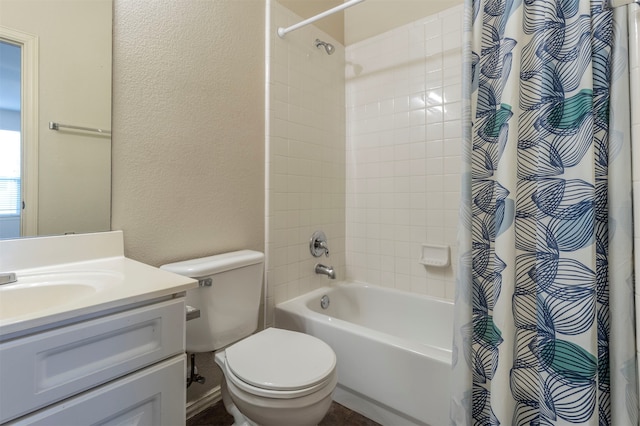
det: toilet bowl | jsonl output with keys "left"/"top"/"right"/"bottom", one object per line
{"left": 216, "top": 328, "right": 337, "bottom": 426}
{"left": 160, "top": 251, "right": 338, "bottom": 426}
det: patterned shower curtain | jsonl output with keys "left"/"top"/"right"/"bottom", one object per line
{"left": 451, "top": 0, "right": 639, "bottom": 424}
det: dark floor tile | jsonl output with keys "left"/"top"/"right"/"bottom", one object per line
{"left": 319, "top": 402, "right": 381, "bottom": 426}
{"left": 187, "top": 401, "right": 233, "bottom": 426}
{"left": 187, "top": 400, "right": 380, "bottom": 426}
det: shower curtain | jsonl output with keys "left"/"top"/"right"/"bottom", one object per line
{"left": 451, "top": 0, "right": 638, "bottom": 424}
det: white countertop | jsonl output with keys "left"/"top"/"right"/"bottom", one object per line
{"left": 0, "top": 231, "right": 197, "bottom": 339}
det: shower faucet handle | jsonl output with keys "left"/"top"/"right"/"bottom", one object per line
{"left": 310, "top": 231, "right": 330, "bottom": 257}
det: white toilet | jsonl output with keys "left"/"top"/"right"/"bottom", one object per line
{"left": 161, "top": 250, "right": 337, "bottom": 426}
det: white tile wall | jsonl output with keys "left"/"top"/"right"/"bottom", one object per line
{"left": 266, "top": 2, "right": 346, "bottom": 324}
{"left": 266, "top": 3, "right": 463, "bottom": 321}
{"left": 345, "top": 5, "right": 464, "bottom": 300}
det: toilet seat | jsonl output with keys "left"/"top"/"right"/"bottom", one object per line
{"left": 222, "top": 328, "right": 337, "bottom": 399}
{"left": 222, "top": 358, "right": 336, "bottom": 399}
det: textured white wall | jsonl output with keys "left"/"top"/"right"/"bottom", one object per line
{"left": 111, "top": 0, "right": 265, "bottom": 407}
{"left": 112, "top": 0, "right": 265, "bottom": 268}
{"left": 345, "top": 0, "right": 463, "bottom": 45}
{"left": 278, "top": 0, "right": 463, "bottom": 46}
{"left": 278, "top": 0, "right": 345, "bottom": 44}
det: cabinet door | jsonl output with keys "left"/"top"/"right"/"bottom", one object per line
{"left": 9, "top": 354, "right": 186, "bottom": 426}
{"left": 0, "top": 298, "right": 185, "bottom": 423}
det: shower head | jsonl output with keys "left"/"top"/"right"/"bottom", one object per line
{"left": 315, "top": 39, "right": 335, "bottom": 55}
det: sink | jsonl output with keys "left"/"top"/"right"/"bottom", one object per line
{"left": 0, "top": 271, "right": 121, "bottom": 320}
{"left": 0, "top": 284, "right": 97, "bottom": 319}
{"left": 0, "top": 231, "right": 198, "bottom": 339}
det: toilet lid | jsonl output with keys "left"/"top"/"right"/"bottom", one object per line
{"left": 225, "top": 328, "right": 336, "bottom": 391}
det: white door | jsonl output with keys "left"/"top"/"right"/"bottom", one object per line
{"left": 0, "top": 40, "right": 22, "bottom": 239}
{"left": 0, "top": 26, "right": 38, "bottom": 239}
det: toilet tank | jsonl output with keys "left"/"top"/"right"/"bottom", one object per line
{"left": 160, "top": 250, "right": 264, "bottom": 353}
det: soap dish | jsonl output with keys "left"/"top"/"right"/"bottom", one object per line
{"left": 419, "top": 244, "right": 450, "bottom": 267}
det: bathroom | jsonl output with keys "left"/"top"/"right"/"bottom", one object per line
{"left": 1, "top": 0, "right": 639, "bottom": 425}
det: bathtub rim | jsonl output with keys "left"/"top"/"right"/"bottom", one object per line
{"left": 274, "top": 281, "right": 454, "bottom": 365}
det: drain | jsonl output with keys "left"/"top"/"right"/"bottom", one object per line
{"left": 320, "top": 295, "right": 330, "bottom": 309}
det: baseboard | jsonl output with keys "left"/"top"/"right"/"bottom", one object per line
{"left": 333, "top": 385, "right": 423, "bottom": 426}
{"left": 186, "top": 385, "right": 222, "bottom": 420}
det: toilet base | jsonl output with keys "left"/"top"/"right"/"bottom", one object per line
{"left": 221, "top": 379, "right": 253, "bottom": 426}
{"left": 219, "top": 370, "right": 337, "bottom": 426}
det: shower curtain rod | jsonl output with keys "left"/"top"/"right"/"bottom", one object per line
{"left": 277, "top": 0, "right": 365, "bottom": 38}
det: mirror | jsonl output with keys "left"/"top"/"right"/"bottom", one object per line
{"left": 0, "top": 0, "right": 112, "bottom": 239}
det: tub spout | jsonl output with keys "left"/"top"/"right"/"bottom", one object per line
{"left": 315, "top": 263, "right": 336, "bottom": 279}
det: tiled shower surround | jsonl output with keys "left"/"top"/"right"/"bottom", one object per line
{"left": 266, "top": 1, "right": 347, "bottom": 322}
{"left": 266, "top": 3, "right": 464, "bottom": 323}
{"left": 345, "top": 6, "right": 463, "bottom": 299}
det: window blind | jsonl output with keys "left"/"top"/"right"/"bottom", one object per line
{"left": 0, "top": 178, "right": 21, "bottom": 215}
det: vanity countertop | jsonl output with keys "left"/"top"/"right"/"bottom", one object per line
{"left": 0, "top": 231, "right": 197, "bottom": 339}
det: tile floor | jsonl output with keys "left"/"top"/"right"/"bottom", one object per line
{"left": 187, "top": 400, "right": 381, "bottom": 426}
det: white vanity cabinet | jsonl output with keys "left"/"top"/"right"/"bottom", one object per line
{"left": 0, "top": 297, "right": 188, "bottom": 425}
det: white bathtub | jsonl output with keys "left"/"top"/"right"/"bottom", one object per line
{"left": 274, "top": 281, "right": 453, "bottom": 426}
